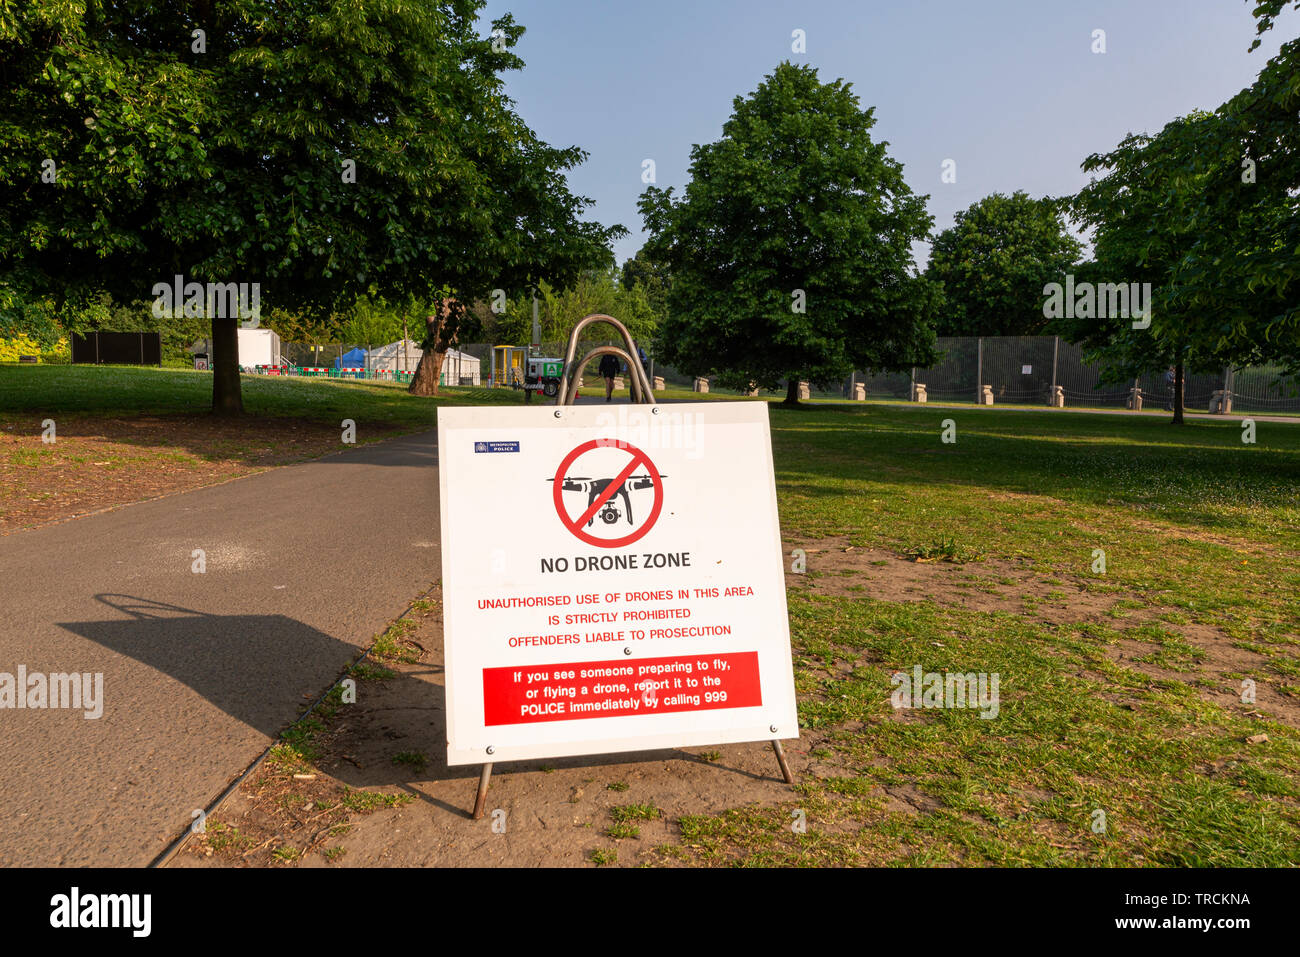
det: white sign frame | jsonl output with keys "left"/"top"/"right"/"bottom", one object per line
{"left": 437, "top": 401, "right": 799, "bottom": 766}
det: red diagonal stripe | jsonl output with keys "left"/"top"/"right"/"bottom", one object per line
{"left": 573, "top": 450, "right": 649, "bottom": 529}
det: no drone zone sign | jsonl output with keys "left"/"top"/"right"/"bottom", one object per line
{"left": 437, "top": 401, "right": 798, "bottom": 765}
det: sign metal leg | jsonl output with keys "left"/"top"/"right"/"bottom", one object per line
{"left": 471, "top": 762, "right": 493, "bottom": 820}
{"left": 771, "top": 739, "right": 795, "bottom": 785}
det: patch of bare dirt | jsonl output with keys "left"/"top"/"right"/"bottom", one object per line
{"left": 172, "top": 587, "right": 818, "bottom": 868}
{"left": 785, "top": 536, "right": 1117, "bottom": 623}
{"left": 786, "top": 536, "right": 1300, "bottom": 730}
{"left": 0, "top": 413, "right": 399, "bottom": 535}
{"left": 1105, "top": 630, "right": 1298, "bottom": 729}
{"left": 173, "top": 532, "right": 1299, "bottom": 869}
{"left": 881, "top": 783, "right": 944, "bottom": 816}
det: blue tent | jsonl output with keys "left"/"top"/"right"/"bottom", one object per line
{"left": 334, "top": 347, "right": 368, "bottom": 369}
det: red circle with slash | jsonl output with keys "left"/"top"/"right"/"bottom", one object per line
{"left": 553, "top": 439, "right": 664, "bottom": 548}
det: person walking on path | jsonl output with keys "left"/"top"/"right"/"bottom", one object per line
{"left": 1164, "top": 366, "right": 1176, "bottom": 412}
{"left": 599, "top": 352, "right": 620, "bottom": 402}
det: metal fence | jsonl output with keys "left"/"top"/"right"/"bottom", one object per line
{"left": 851, "top": 337, "right": 1300, "bottom": 413}
{"left": 277, "top": 342, "right": 422, "bottom": 373}
{"left": 265, "top": 336, "right": 1299, "bottom": 412}
{"left": 264, "top": 338, "right": 646, "bottom": 389}
{"left": 656, "top": 336, "right": 1300, "bottom": 411}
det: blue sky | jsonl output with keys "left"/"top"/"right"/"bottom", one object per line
{"left": 477, "top": 0, "right": 1291, "bottom": 269}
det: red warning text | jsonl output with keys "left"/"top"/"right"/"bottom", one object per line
{"left": 483, "top": 652, "right": 762, "bottom": 726}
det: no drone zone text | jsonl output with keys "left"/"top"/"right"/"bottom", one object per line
{"left": 540, "top": 551, "right": 691, "bottom": 573}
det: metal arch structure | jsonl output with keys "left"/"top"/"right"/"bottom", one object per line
{"left": 467, "top": 316, "right": 797, "bottom": 819}
{"left": 556, "top": 313, "right": 656, "bottom": 406}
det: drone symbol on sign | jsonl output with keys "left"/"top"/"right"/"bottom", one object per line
{"left": 548, "top": 439, "right": 666, "bottom": 548}
{"left": 551, "top": 473, "right": 661, "bottom": 527}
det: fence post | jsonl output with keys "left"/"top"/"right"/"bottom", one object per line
{"left": 976, "top": 338, "right": 983, "bottom": 403}
{"left": 1051, "top": 336, "right": 1059, "bottom": 399}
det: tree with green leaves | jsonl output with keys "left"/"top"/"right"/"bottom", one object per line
{"left": 1067, "top": 115, "right": 1225, "bottom": 425}
{"left": 1065, "top": 2, "right": 1299, "bottom": 424}
{"left": 638, "top": 62, "right": 940, "bottom": 402}
{"left": 1149, "top": 1, "right": 1299, "bottom": 376}
{"left": 490, "top": 270, "right": 658, "bottom": 348}
{"left": 926, "top": 191, "right": 1081, "bottom": 336}
{"left": 620, "top": 248, "right": 671, "bottom": 318}
{"left": 0, "top": 0, "right": 619, "bottom": 410}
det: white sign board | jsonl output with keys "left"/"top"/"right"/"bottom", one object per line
{"left": 437, "top": 401, "right": 798, "bottom": 765}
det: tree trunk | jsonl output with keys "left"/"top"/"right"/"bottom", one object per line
{"left": 409, "top": 348, "right": 444, "bottom": 396}
{"left": 212, "top": 317, "right": 243, "bottom": 416}
{"left": 408, "top": 300, "right": 456, "bottom": 397}
{"left": 783, "top": 378, "right": 800, "bottom": 405}
{"left": 1172, "top": 361, "right": 1185, "bottom": 425}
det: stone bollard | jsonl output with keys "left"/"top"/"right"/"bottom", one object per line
{"left": 653, "top": 376, "right": 665, "bottom": 391}
{"left": 576, "top": 376, "right": 584, "bottom": 389}
{"left": 612, "top": 376, "right": 624, "bottom": 390}
{"left": 693, "top": 377, "right": 709, "bottom": 393}
{"left": 1209, "top": 390, "right": 1233, "bottom": 414}
{"left": 980, "top": 385, "right": 995, "bottom": 406}
{"left": 913, "top": 383, "right": 928, "bottom": 403}
{"left": 1049, "top": 385, "right": 1065, "bottom": 408}
{"left": 852, "top": 382, "right": 866, "bottom": 401}
{"left": 1128, "top": 387, "right": 1142, "bottom": 411}
{"left": 798, "top": 381, "right": 811, "bottom": 401}
{"left": 744, "top": 383, "right": 759, "bottom": 397}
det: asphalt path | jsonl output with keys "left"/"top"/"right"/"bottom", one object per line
{"left": 0, "top": 430, "right": 442, "bottom": 865}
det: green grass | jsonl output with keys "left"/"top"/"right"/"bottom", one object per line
{"left": 611, "top": 803, "right": 662, "bottom": 823}
{"left": 904, "top": 536, "right": 980, "bottom": 563}
{"left": 657, "top": 403, "right": 1300, "bottom": 866}
{"left": 349, "top": 662, "right": 396, "bottom": 682}
{"left": 203, "top": 820, "right": 256, "bottom": 852}
{"left": 392, "top": 751, "right": 428, "bottom": 772}
{"left": 5, "top": 366, "right": 1297, "bottom": 866}
{"left": 769, "top": 404, "right": 1300, "bottom": 635}
{"left": 339, "top": 787, "right": 415, "bottom": 812}
{"left": 0, "top": 364, "right": 520, "bottom": 430}
{"left": 371, "top": 618, "right": 422, "bottom": 664}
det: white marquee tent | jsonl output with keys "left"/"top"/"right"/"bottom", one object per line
{"left": 367, "top": 341, "right": 481, "bottom": 384}
{"left": 367, "top": 338, "right": 423, "bottom": 374}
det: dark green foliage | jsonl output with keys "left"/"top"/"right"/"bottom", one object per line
{"left": 1063, "top": 1, "right": 1300, "bottom": 415}
{"left": 0, "top": 0, "right": 619, "bottom": 408}
{"left": 639, "top": 63, "right": 940, "bottom": 396}
{"left": 926, "top": 192, "right": 1082, "bottom": 336}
